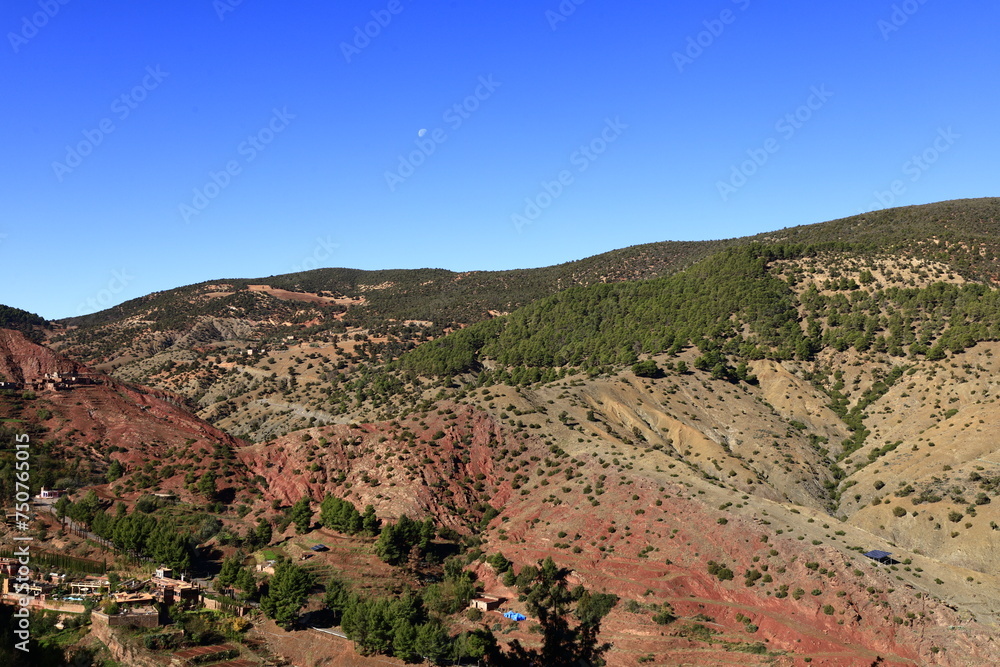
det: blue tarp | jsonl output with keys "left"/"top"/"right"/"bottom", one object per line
{"left": 503, "top": 611, "right": 526, "bottom": 621}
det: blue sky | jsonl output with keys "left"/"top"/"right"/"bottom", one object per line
{"left": 1, "top": 0, "right": 997, "bottom": 319}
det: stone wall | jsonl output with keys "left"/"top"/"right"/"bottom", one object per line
{"left": 93, "top": 610, "right": 161, "bottom": 629}
{"left": 90, "top": 614, "right": 165, "bottom": 667}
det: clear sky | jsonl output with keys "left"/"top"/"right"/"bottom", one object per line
{"left": 2, "top": 0, "right": 997, "bottom": 319}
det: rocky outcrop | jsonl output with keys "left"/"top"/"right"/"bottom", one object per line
{"left": 0, "top": 328, "right": 84, "bottom": 382}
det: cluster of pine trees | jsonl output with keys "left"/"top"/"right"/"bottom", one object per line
{"left": 319, "top": 495, "right": 380, "bottom": 535}
{"left": 318, "top": 494, "right": 435, "bottom": 567}
{"left": 216, "top": 554, "right": 258, "bottom": 601}
{"left": 504, "top": 557, "right": 619, "bottom": 666}
{"left": 260, "top": 559, "right": 315, "bottom": 629}
{"left": 398, "top": 241, "right": 1000, "bottom": 381}
{"left": 397, "top": 245, "right": 818, "bottom": 375}
{"left": 329, "top": 566, "right": 486, "bottom": 663}
{"left": 0, "top": 304, "right": 47, "bottom": 342}
{"left": 56, "top": 492, "right": 193, "bottom": 571}
{"left": 374, "top": 515, "right": 436, "bottom": 566}
{"left": 320, "top": 554, "right": 618, "bottom": 666}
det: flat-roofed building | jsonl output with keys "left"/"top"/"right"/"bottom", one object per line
{"left": 470, "top": 596, "right": 503, "bottom": 611}
{"left": 69, "top": 576, "right": 109, "bottom": 597}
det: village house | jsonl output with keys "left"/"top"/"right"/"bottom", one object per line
{"left": 470, "top": 595, "right": 503, "bottom": 612}
{"left": 69, "top": 575, "right": 110, "bottom": 597}
{"left": 25, "top": 371, "right": 100, "bottom": 392}
{"left": 151, "top": 574, "right": 200, "bottom": 606}
{"left": 1, "top": 576, "right": 54, "bottom": 600}
{"left": 110, "top": 591, "right": 156, "bottom": 609}
{"left": 0, "top": 558, "right": 19, "bottom": 577}
{"left": 93, "top": 604, "right": 161, "bottom": 629}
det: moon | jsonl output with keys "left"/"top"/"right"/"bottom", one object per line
{"left": 417, "top": 128, "right": 427, "bottom": 137}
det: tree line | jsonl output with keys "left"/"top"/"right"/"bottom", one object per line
{"left": 56, "top": 492, "right": 194, "bottom": 571}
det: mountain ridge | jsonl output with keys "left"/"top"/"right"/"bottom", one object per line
{"left": 50, "top": 196, "right": 1000, "bottom": 329}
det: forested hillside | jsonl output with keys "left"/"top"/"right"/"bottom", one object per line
{"left": 398, "top": 239, "right": 1000, "bottom": 378}
{"left": 0, "top": 304, "right": 47, "bottom": 343}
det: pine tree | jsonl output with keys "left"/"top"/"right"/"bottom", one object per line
{"left": 197, "top": 471, "right": 217, "bottom": 500}
{"left": 320, "top": 495, "right": 344, "bottom": 530}
{"left": 53, "top": 496, "right": 70, "bottom": 521}
{"left": 361, "top": 505, "right": 380, "bottom": 536}
{"left": 254, "top": 518, "right": 272, "bottom": 547}
{"left": 375, "top": 523, "right": 404, "bottom": 565}
{"left": 290, "top": 497, "right": 313, "bottom": 534}
{"left": 414, "top": 621, "right": 450, "bottom": 664}
{"left": 261, "top": 560, "right": 314, "bottom": 629}
{"left": 367, "top": 598, "right": 394, "bottom": 655}
{"left": 106, "top": 459, "right": 124, "bottom": 482}
{"left": 149, "top": 521, "right": 192, "bottom": 572}
{"left": 391, "top": 619, "right": 418, "bottom": 662}
{"left": 218, "top": 555, "right": 242, "bottom": 588}
{"left": 324, "top": 576, "right": 351, "bottom": 622}
{"left": 234, "top": 567, "right": 257, "bottom": 601}
{"left": 418, "top": 518, "right": 435, "bottom": 553}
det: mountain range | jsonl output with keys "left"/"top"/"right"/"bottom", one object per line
{"left": 3, "top": 197, "right": 1000, "bottom": 666}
